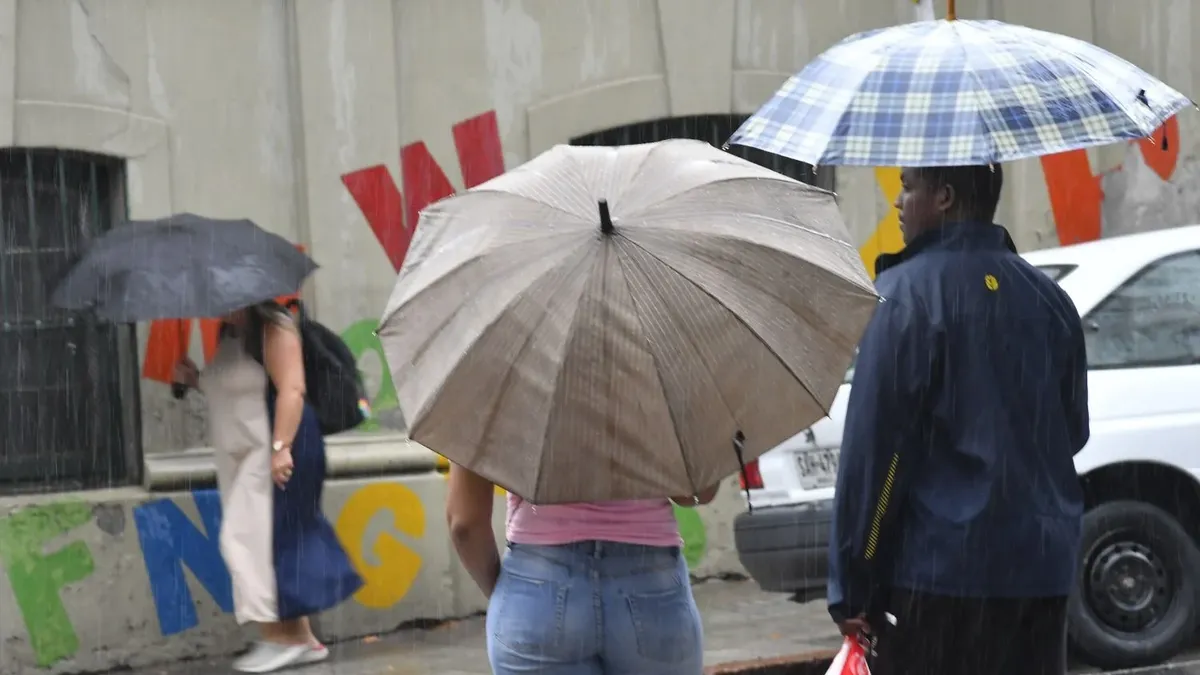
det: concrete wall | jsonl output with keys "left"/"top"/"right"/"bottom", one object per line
{"left": 0, "top": 440, "right": 746, "bottom": 673}
{"left": 5, "top": 0, "right": 1194, "bottom": 452}
{"left": 2, "top": 0, "right": 1199, "bottom": 671}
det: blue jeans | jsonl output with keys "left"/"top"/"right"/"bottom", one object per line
{"left": 486, "top": 541, "right": 703, "bottom": 675}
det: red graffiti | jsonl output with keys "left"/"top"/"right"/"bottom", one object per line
{"left": 341, "top": 110, "right": 505, "bottom": 271}
{"left": 142, "top": 245, "right": 307, "bottom": 384}
{"left": 340, "top": 167, "right": 407, "bottom": 271}
{"left": 452, "top": 111, "right": 505, "bottom": 192}
{"left": 1040, "top": 115, "right": 1180, "bottom": 245}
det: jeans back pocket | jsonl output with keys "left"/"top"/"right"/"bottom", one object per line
{"left": 625, "top": 583, "right": 702, "bottom": 664}
{"left": 491, "top": 569, "right": 570, "bottom": 657}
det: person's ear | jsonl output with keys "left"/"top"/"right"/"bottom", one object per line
{"left": 935, "top": 183, "right": 955, "bottom": 215}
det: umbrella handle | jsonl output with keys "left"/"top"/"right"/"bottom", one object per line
{"left": 947, "top": 0, "right": 956, "bottom": 20}
{"left": 171, "top": 318, "right": 188, "bottom": 400}
{"left": 732, "top": 431, "right": 752, "bottom": 514}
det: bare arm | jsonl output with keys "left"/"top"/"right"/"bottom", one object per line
{"left": 447, "top": 465, "right": 501, "bottom": 597}
{"left": 262, "top": 320, "right": 306, "bottom": 450}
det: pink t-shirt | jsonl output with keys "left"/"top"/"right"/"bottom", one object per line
{"left": 505, "top": 493, "right": 682, "bottom": 547}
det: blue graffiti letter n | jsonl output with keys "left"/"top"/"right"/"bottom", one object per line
{"left": 133, "top": 490, "right": 233, "bottom": 635}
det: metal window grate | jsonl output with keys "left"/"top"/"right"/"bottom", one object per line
{"left": 0, "top": 150, "right": 133, "bottom": 492}
{"left": 570, "top": 114, "right": 835, "bottom": 191}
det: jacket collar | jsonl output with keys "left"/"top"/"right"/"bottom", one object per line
{"left": 875, "top": 222, "right": 1017, "bottom": 276}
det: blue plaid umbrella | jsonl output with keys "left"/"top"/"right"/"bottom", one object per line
{"left": 727, "top": 20, "right": 1194, "bottom": 167}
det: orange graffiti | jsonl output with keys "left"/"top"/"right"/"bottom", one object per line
{"left": 142, "top": 319, "right": 222, "bottom": 383}
{"left": 142, "top": 245, "right": 307, "bottom": 384}
{"left": 1040, "top": 116, "right": 1180, "bottom": 246}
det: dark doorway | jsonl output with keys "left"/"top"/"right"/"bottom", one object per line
{"left": 570, "top": 114, "right": 834, "bottom": 191}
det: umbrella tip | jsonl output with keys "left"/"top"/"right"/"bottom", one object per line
{"left": 598, "top": 200, "right": 614, "bottom": 235}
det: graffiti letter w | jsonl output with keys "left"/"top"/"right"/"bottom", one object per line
{"left": 341, "top": 110, "right": 505, "bottom": 272}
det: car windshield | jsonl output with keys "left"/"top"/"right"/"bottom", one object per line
{"left": 841, "top": 263, "right": 1076, "bottom": 382}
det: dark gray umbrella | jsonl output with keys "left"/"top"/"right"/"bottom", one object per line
{"left": 51, "top": 213, "right": 317, "bottom": 322}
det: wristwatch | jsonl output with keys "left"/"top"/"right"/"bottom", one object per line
{"left": 272, "top": 440, "right": 291, "bottom": 454}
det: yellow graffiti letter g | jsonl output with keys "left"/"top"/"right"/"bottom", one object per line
{"left": 335, "top": 483, "right": 425, "bottom": 609}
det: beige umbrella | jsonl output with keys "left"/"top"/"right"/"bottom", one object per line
{"left": 378, "top": 139, "right": 878, "bottom": 504}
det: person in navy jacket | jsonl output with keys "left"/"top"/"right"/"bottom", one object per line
{"left": 827, "top": 164, "right": 1090, "bottom": 675}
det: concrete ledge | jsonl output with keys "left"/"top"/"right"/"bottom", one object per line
{"left": 0, "top": 471, "right": 500, "bottom": 673}
{"left": 706, "top": 649, "right": 838, "bottom": 675}
{"left": 143, "top": 434, "right": 440, "bottom": 491}
{"left": 0, "top": 460, "right": 752, "bottom": 673}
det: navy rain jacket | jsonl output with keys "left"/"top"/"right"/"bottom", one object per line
{"left": 827, "top": 222, "right": 1090, "bottom": 622}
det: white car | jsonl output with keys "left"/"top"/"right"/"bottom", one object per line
{"left": 733, "top": 225, "right": 1200, "bottom": 670}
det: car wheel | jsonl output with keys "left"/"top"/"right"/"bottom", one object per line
{"left": 1067, "top": 500, "right": 1200, "bottom": 670}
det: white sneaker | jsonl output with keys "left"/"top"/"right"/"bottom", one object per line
{"left": 232, "top": 641, "right": 309, "bottom": 673}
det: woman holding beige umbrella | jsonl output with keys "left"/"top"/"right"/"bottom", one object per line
{"left": 376, "top": 139, "right": 878, "bottom": 674}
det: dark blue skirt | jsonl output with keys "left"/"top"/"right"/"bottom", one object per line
{"left": 269, "top": 395, "right": 363, "bottom": 619}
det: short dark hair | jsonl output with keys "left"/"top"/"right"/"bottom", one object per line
{"left": 914, "top": 164, "right": 1004, "bottom": 221}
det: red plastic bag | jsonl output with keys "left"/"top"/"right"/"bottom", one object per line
{"left": 825, "top": 636, "right": 871, "bottom": 675}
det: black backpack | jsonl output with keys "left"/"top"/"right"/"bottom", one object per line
{"left": 289, "top": 300, "right": 369, "bottom": 434}
{"left": 250, "top": 300, "right": 368, "bottom": 435}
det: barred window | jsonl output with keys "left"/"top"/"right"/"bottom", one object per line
{"left": 0, "top": 150, "right": 139, "bottom": 492}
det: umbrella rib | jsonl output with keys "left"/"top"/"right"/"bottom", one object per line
{"left": 520, "top": 247, "right": 597, "bottom": 502}
{"left": 959, "top": 31, "right": 1121, "bottom": 162}
{"left": 380, "top": 231, "right": 584, "bottom": 330}
{"left": 633, "top": 215, "right": 873, "bottom": 295}
{"left": 619, "top": 235, "right": 832, "bottom": 420}
{"left": 951, "top": 26, "right": 1001, "bottom": 162}
{"left": 956, "top": 22, "right": 1183, "bottom": 162}
{"left": 610, "top": 242, "right": 701, "bottom": 495}
{"left": 628, "top": 230, "right": 877, "bottom": 352}
{"left": 636, "top": 178, "right": 852, "bottom": 250}
{"left": 997, "top": 25, "right": 1142, "bottom": 130}
{"left": 411, "top": 245, "right": 595, "bottom": 478}
{"left": 449, "top": 187, "right": 595, "bottom": 226}
{"left": 610, "top": 140, "right": 684, "bottom": 207}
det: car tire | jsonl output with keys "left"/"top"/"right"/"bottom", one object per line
{"left": 1067, "top": 500, "right": 1200, "bottom": 670}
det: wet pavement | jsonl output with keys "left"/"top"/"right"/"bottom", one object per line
{"left": 1097, "top": 663, "right": 1200, "bottom": 675}
{"left": 125, "top": 579, "right": 842, "bottom": 675}
{"left": 120, "top": 578, "right": 1200, "bottom": 675}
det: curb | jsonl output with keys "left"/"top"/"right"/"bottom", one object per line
{"left": 706, "top": 648, "right": 839, "bottom": 675}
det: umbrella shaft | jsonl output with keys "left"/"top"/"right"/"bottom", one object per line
{"left": 947, "top": 0, "right": 956, "bottom": 20}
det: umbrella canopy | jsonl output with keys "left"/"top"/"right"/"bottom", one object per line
{"left": 52, "top": 213, "right": 317, "bottom": 322}
{"left": 727, "top": 19, "right": 1193, "bottom": 167}
{"left": 378, "top": 139, "right": 878, "bottom": 504}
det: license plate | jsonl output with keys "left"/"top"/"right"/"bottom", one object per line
{"left": 796, "top": 448, "right": 839, "bottom": 490}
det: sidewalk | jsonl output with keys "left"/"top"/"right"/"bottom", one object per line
{"left": 118, "top": 576, "right": 1200, "bottom": 675}
{"left": 126, "top": 580, "right": 843, "bottom": 674}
